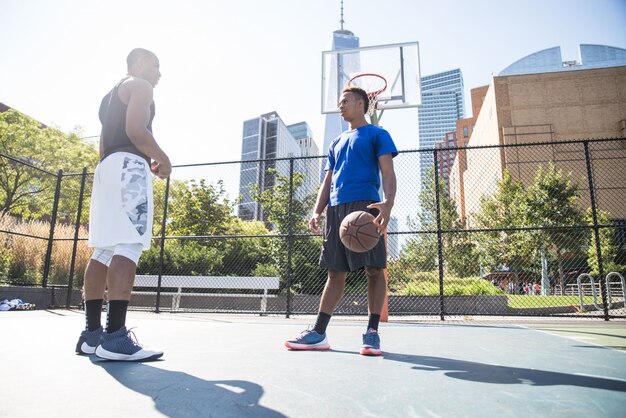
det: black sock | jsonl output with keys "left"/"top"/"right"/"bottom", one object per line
{"left": 85, "top": 299, "right": 103, "bottom": 331}
{"left": 367, "top": 314, "right": 381, "bottom": 331}
{"left": 106, "top": 300, "right": 129, "bottom": 333}
{"left": 313, "top": 312, "right": 332, "bottom": 335}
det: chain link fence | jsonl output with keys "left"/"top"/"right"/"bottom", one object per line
{"left": 1, "top": 138, "right": 624, "bottom": 318}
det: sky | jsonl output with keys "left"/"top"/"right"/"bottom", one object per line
{"left": 1, "top": 0, "right": 625, "bottom": 169}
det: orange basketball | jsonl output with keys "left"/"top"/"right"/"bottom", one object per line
{"left": 339, "top": 211, "right": 380, "bottom": 253}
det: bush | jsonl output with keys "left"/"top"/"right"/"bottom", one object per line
{"left": 49, "top": 224, "right": 91, "bottom": 286}
{"left": 137, "top": 240, "right": 223, "bottom": 276}
{"left": 0, "top": 218, "right": 47, "bottom": 285}
{"left": 392, "top": 270, "right": 502, "bottom": 296}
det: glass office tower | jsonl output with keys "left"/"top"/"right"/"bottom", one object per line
{"left": 418, "top": 68, "right": 465, "bottom": 189}
{"left": 238, "top": 112, "right": 301, "bottom": 221}
{"left": 287, "top": 121, "right": 320, "bottom": 200}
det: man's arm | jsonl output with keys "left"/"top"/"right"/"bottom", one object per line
{"left": 123, "top": 79, "right": 171, "bottom": 179}
{"left": 309, "top": 170, "right": 333, "bottom": 233}
{"left": 367, "top": 153, "right": 396, "bottom": 233}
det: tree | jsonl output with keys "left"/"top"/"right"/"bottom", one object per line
{"left": 586, "top": 209, "right": 624, "bottom": 276}
{"left": 0, "top": 109, "right": 98, "bottom": 221}
{"left": 255, "top": 168, "right": 325, "bottom": 293}
{"left": 141, "top": 178, "right": 273, "bottom": 277}
{"left": 167, "top": 179, "right": 234, "bottom": 237}
{"left": 523, "top": 163, "right": 586, "bottom": 291}
{"left": 474, "top": 164, "right": 587, "bottom": 293}
{"left": 400, "top": 167, "right": 479, "bottom": 278}
{"left": 219, "top": 218, "right": 273, "bottom": 277}
{"left": 473, "top": 170, "right": 532, "bottom": 276}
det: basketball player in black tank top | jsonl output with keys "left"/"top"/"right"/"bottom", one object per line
{"left": 75, "top": 48, "right": 171, "bottom": 361}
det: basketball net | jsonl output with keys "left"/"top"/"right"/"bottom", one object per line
{"left": 348, "top": 73, "right": 387, "bottom": 125}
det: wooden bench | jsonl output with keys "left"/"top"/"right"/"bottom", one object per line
{"left": 133, "top": 275, "right": 280, "bottom": 312}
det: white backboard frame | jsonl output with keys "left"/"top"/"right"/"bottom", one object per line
{"left": 321, "top": 41, "right": 421, "bottom": 114}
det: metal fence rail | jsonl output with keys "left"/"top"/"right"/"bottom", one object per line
{"left": 0, "top": 137, "right": 625, "bottom": 319}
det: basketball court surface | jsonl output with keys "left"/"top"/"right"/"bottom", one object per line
{"left": 1, "top": 310, "right": 624, "bottom": 417}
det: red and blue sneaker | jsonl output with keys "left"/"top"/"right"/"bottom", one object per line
{"left": 285, "top": 327, "right": 330, "bottom": 350}
{"left": 360, "top": 328, "right": 382, "bottom": 356}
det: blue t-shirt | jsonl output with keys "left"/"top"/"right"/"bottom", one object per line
{"left": 325, "top": 124, "right": 398, "bottom": 206}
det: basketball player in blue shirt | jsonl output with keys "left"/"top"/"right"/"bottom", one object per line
{"left": 285, "top": 86, "right": 397, "bottom": 356}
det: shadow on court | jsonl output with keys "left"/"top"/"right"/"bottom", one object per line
{"left": 381, "top": 352, "right": 626, "bottom": 392}
{"left": 90, "top": 358, "right": 285, "bottom": 417}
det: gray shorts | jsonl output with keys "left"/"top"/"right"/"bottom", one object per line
{"left": 319, "top": 200, "right": 387, "bottom": 273}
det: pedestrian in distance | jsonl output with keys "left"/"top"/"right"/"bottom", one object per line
{"left": 285, "top": 86, "right": 398, "bottom": 356}
{"left": 75, "top": 48, "right": 171, "bottom": 361}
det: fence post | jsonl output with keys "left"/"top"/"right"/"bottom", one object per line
{"left": 66, "top": 167, "right": 88, "bottom": 308}
{"left": 155, "top": 176, "right": 171, "bottom": 314}
{"left": 42, "top": 169, "right": 63, "bottom": 288}
{"left": 285, "top": 158, "right": 294, "bottom": 318}
{"left": 433, "top": 150, "right": 445, "bottom": 320}
{"left": 583, "top": 141, "right": 609, "bottom": 321}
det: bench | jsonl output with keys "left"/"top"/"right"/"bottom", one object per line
{"left": 133, "top": 275, "right": 280, "bottom": 312}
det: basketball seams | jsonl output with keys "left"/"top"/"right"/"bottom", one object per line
{"left": 340, "top": 210, "right": 380, "bottom": 253}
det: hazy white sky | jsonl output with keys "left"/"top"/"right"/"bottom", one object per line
{"left": 1, "top": 0, "right": 625, "bottom": 166}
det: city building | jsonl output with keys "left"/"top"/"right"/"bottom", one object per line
{"left": 287, "top": 121, "right": 320, "bottom": 200}
{"left": 418, "top": 68, "right": 465, "bottom": 188}
{"left": 386, "top": 216, "right": 400, "bottom": 260}
{"left": 238, "top": 111, "right": 303, "bottom": 222}
{"left": 499, "top": 44, "right": 626, "bottom": 76}
{"left": 434, "top": 131, "right": 457, "bottom": 194}
{"left": 321, "top": 18, "right": 360, "bottom": 181}
{"left": 449, "top": 46, "right": 626, "bottom": 228}
{"left": 448, "top": 85, "right": 489, "bottom": 222}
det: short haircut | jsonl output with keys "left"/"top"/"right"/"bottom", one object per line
{"left": 126, "top": 48, "right": 156, "bottom": 72}
{"left": 342, "top": 86, "right": 370, "bottom": 115}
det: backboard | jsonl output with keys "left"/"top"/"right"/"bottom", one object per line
{"left": 321, "top": 41, "right": 421, "bottom": 114}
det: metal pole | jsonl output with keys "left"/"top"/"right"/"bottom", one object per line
{"left": 155, "top": 176, "right": 171, "bottom": 314}
{"left": 42, "top": 169, "right": 63, "bottom": 288}
{"left": 285, "top": 158, "right": 294, "bottom": 318}
{"left": 583, "top": 141, "right": 609, "bottom": 321}
{"left": 433, "top": 151, "right": 445, "bottom": 320}
{"left": 66, "top": 167, "right": 87, "bottom": 308}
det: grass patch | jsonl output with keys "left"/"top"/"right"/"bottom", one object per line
{"left": 507, "top": 295, "right": 598, "bottom": 308}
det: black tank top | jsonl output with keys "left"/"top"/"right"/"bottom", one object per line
{"left": 99, "top": 77, "right": 154, "bottom": 162}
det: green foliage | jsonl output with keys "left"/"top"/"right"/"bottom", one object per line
{"left": 253, "top": 263, "right": 279, "bottom": 277}
{"left": 254, "top": 168, "right": 323, "bottom": 293}
{"left": 389, "top": 270, "right": 501, "bottom": 296}
{"left": 146, "top": 180, "right": 274, "bottom": 278}
{"left": 473, "top": 170, "right": 531, "bottom": 271}
{"left": 218, "top": 218, "right": 272, "bottom": 277}
{"left": 0, "top": 246, "right": 13, "bottom": 282}
{"left": 400, "top": 167, "right": 480, "bottom": 278}
{"left": 0, "top": 109, "right": 98, "bottom": 221}
{"left": 168, "top": 179, "right": 234, "bottom": 237}
{"left": 473, "top": 164, "right": 587, "bottom": 289}
{"left": 586, "top": 209, "right": 625, "bottom": 275}
{"left": 137, "top": 241, "right": 223, "bottom": 276}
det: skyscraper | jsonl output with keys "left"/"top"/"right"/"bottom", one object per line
{"left": 418, "top": 68, "right": 465, "bottom": 188}
{"left": 238, "top": 111, "right": 302, "bottom": 221}
{"left": 321, "top": 9, "right": 360, "bottom": 180}
{"left": 287, "top": 121, "right": 320, "bottom": 199}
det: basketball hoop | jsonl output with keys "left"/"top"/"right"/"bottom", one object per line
{"left": 348, "top": 73, "right": 387, "bottom": 117}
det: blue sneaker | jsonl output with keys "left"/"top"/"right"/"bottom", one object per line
{"left": 360, "top": 328, "right": 382, "bottom": 356}
{"left": 75, "top": 326, "right": 103, "bottom": 355}
{"left": 95, "top": 327, "right": 163, "bottom": 361}
{"left": 285, "top": 327, "right": 330, "bottom": 350}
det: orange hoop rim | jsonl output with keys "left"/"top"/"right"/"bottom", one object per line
{"left": 348, "top": 73, "right": 388, "bottom": 97}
